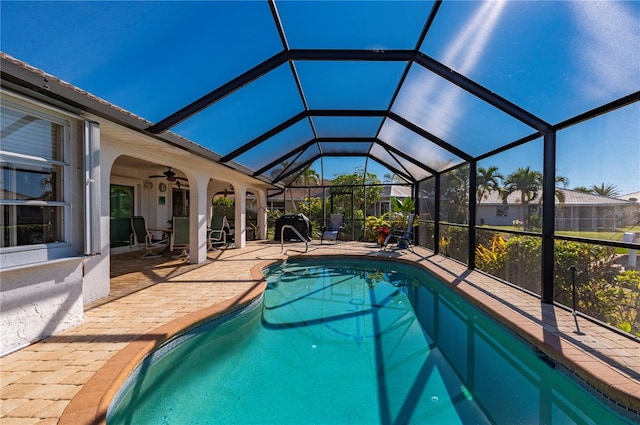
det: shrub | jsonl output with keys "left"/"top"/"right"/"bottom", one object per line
{"left": 474, "top": 235, "right": 639, "bottom": 336}
{"left": 475, "top": 235, "right": 507, "bottom": 277}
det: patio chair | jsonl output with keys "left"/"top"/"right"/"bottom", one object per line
{"left": 129, "top": 216, "right": 168, "bottom": 258}
{"left": 382, "top": 213, "right": 416, "bottom": 253}
{"left": 207, "top": 215, "right": 228, "bottom": 250}
{"left": 172, "top": 216, "right": 190, "bottom": 260}
{"left": 321, "top": 214, "right": 344, "bottom": 244}
{"left": 224, "top": 216, "right": 235, "bottom": 244}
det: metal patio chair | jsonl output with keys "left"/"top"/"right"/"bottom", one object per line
{"left": 382, "top": 213, "right": 416, "bottom": 253}
{"left": 171, "top": 216, "right": 190, "bottom": 260}
{"left": 321, "top": 214, "right": 344, "bottom": 244}
{"left": 129, "top": 216, "right": 169, "bottom": 258}
{"left": 207, "top": 215, "right": 229, "bottom": 250}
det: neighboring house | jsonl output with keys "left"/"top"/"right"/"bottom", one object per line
{"left": 477, "top": 189, "right": 638, "bottom": 231}
{"left": 266, "top": 182, "right": 329, "bottom": 213}
{"left": 1, "top": 53, "right": 271, "bottom": 355}
{"left": 371, "top": 185, "right": 412, "bottom": 217}
{"left": 620, "top": 191, "right": 640, "bottom": 203}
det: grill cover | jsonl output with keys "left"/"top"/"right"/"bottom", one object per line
{"left": 274, "top": 214, "right": 312, "bottom": 241}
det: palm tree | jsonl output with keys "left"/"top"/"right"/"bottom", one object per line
{"left": 554, "top": 175, "right": 569, "bottom": 204}
{"left": 383, "top": 173, "right": 404, "bottom": 184}
{"left": 477, "top": 166, "right": 503, "bottom": 203}
{"left": 441, "top": 165, "right": 470, "bottom": 223}
{"left": 502, "top": 167, "right": 543, "bottom": 230}
{"left": 573, "top": 186, "right": 592, "bottom": 193}
{"left": 590, "top": 182, "right": 620, "bottom": 197}
{"left": 294, "top": 166, "right": 320, "bottom": 186}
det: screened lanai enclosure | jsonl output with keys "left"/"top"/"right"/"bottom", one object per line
{"left": 2, "top": 1, "right": 639, "bottom": 336}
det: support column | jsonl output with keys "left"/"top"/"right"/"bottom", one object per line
{"left": 434, "top": 174, "right": 441, "bottom": 255}
{"left": 541, "top": 130, "right": 556, "bottom": 304}
{"left": 468, "top": 161, "right": 477, "bottom": 269}
{"left": 234, "top": 184, "right": 247, "bottom": 248}
{"left": 258, "top": 190, "right": 268, "bottom": 240}
{"left": 189, "top": 173, "right": 209, "bottom": 264}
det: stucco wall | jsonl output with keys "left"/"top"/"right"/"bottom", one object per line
{"left": 477, "top": 204, "right": 525, "bottom": 227}
{"left": 82, "top": 253, "right": 110, "bottom": 304}
{"left": 0, "top": 259, "right": 84, "bottom": 356}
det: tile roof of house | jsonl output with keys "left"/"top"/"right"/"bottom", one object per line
{"left": 478, "top": 188, "right": 636, "bottom": 206}
{"left": 620, "top": 192, "right": 640, "bottom": 202}
{"left": 382, "top": 185, "right": 413, "bottom": 198}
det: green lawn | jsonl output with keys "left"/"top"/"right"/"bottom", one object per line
{"left": 477, "top": 225, "right": 638, "bottom": 254}
{"left": 478, "top": 225, "right": 638, "bottom": 241}
{"left": 556, "top": 226, "right": 638, "bottom": 241}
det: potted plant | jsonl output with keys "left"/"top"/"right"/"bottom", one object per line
{"left": 365, "top": 213, "right": 390, "bottom": 246}
{"left": 376, "top": 225, "right": 391, "bottom": 246}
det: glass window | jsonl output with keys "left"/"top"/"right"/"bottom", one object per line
{"left": 110, "top": 184, "right": 134, "bottom": 248}
{"left": 369, "top": 144, "right": 430, "bottom": 182}
{"left": 312, "top": 116, "right": 382, "bottom": 138}
{"left": 173, "top": 64, "right": 304, "bottom": 156}
{"left": 278, "top": 1, "right": 433, "bottom": 49}
{"left": 392, "top": 63, "right": 534, "bottom": 157}
{"left": 1, "top": 105, "right": 67, "bottom": 248}
{"left": 438, "top": 165, "right": 470, "bottom": 264}
{"left": 379, "top": 118, "right": 464, "bottom": 172}
{"left": 553, "top": 238, "right": 639, "bottom": 337}
{"left": 234, "top": 119, "right": 315, "bottom": 173}
{"left": 421, "top": 1, "right": 640, "bottom": 124}
{"left": 477, "top": 139, "right": 543, "bottom": 233}
{"left": 264, "top": 144, "right": 321, "bottom": 186}
{"left": 475, "top": 228, "right": 542, "bottom": 295}
{"left": 1, "top": 1, "right": 282, "bottom": 123}
{"left": 322, "top": 157, "right": 370, "bottom": 183}
{"left": 319, "top": 141, "right": 371, "bottom": 155}
{"left": 296, "top": 61, "right": 406, "bottom": 110}
{"left": 556, "top": 102, "right": 640, "bottom": 242}
{"left": 440, "top": 223, "right": 469, "bottom": 265}
{"left": 418, "top": 177, "right": 436, "bottom": 250}
{"left": 440, "top": 165, "right": 469, "bottom": 225}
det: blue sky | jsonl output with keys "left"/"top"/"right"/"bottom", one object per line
{"left": 1, "top": 1, "right": 638, "bottom": 194}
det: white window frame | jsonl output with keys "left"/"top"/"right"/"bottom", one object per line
{"left": 0, "top": 91, "right": 78, "bottom": 265}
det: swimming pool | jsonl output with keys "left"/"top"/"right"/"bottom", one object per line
{"left": 108, "top": 257, "right": 632, "bottom": 424}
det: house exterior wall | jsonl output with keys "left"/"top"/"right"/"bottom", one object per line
{"left": 1, "top": 259, "right": 84, "bottom": 355}
{"left": 81, "top": 146, "right": 120, "bottom": 305}
{"left": 476, "top": 204, "right": 526, "bottom": 227}
{"left": 1, "top": 90, "right": 91, "bottom": 355}
{"left": 0, "top": 90, "right": 270, "bottom": 356}
{"left": 477, "top": 195, "right": 638, "bottom": 231}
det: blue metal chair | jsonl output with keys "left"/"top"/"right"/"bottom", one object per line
{"left": 382, "top": 213, "right": 415, "bottom": 253}
{"left": 321, "top": 214, "right": 344, "bottom": 244}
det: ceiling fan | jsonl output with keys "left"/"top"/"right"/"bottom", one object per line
{"left": 148, "top": 166, "right": 188, "bottom": 183}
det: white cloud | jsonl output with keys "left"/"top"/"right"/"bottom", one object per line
{"left": 392, "top": 1, "right": 507, "bottom": 143}
{"left": 572, "top": 1, "right": 640, "bottom": 99}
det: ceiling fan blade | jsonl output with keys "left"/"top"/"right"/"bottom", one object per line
{"left": 148, "top": 166, "right": 186, "bottom": 182}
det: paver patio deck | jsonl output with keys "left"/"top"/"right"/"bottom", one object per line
{"left": 1, "top": 240, "right": 638, "bottom": 424}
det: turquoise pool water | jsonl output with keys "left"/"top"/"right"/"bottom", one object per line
{"left": 108, "top": 258, "right": 632, "bottom": 424}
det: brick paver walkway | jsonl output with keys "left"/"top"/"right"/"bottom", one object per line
{"left": 1, "top": 240, "right": 638, "bottom": 424}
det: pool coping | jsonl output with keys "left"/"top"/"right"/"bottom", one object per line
{"left": 59, "top": 254, "right": 640, "bottom": 424}
{"left": 406, "top": 255, "right": 640, "bottom": 420}
{"left": 58, "top": 260, "right": 270, "bottom": 425}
